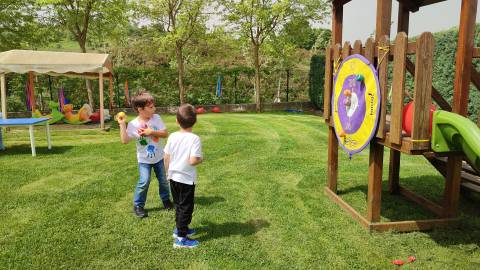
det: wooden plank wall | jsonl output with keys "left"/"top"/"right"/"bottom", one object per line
{"left": 390, "top": 33, "right": 408, "bottom": 145}
{"left": 411, "top": 32, "right": 434, "bottom": 141}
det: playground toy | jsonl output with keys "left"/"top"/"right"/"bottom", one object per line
{"left": 195, "top": 107, "right": 206, "bottom": 114}
{"left": 332, "top": 54, "right": 381, "bottom": 157}
{"left": 211, "top": 106, "right": 221, "bottom": 113}
{"left": 33, "top": 101, "right": 64, "bottom": 124}
{"left": 402, "top": 102, "right": 435, "bottom": 137}
{"left": 324, "top": 0, "right": 480, "bottom": 232}
{"left": 62, "top": 104, "right": 92, "bottom": 124}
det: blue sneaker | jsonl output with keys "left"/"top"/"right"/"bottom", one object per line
{"left": 173, "top": 237, "right": 199, "bottom": 248}
{"left": 172, "top": 228, "right": 197, "bottom": 238}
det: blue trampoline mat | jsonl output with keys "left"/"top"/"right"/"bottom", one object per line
{"left": 0, "top": 118, "right": 49, "bottom": 126}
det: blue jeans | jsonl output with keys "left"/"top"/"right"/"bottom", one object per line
{"left": 134, "top": 160, "right": 171, "bottom": 208}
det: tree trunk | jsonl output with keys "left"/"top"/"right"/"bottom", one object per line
{"left": 80, "top": 42, "right": 95, "bottom": 110}
{"left": 286, "top": 69, "right": 290, "bottom": 102}
{"left": 253, "top": 43, "right": 261, "bottom": 112}
{"left": 176, "top": 43, "right": 186, "bottom": 104}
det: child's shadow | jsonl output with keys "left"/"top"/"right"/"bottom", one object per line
{"left": 195, "top": 219, "right": 270, "bottom": 242}
{"left": 196, "top": 195, "right": 225, "bottom": 206}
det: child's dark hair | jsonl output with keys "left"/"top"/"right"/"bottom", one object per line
{"left": 177, "top": 104, "right": 197, "bottom": 129}
{"left": 131, "top": 90, "right": 154, "bottom": 112}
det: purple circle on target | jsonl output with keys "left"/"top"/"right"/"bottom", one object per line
{"left": 337, "top": 75, "right": 367, "bottom": 134}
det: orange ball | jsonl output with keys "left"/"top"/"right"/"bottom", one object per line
{"left": 343, "top": 89, "right": 352, "bottom": 97}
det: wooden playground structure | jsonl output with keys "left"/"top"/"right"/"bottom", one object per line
{"left": 323, "top": 0, "right": 480, "bottom": 232}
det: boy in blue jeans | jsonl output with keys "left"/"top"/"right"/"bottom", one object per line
{"left": 164, "top": 104, "right": 203, "bottom": 248}
{"left": 118, "top": 91, "right": 173, "bottom": 218}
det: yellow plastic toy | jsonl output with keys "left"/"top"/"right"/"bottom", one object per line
{"left": 62, "top": 104, "right": 92, "bottom": 124}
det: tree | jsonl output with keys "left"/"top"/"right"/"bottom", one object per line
{"left": 37, "top": 0, "right": 130, "bottom": 109}
{"left": 222, "top": 0, "right": 329, "bottom": 112}
{"left": 312, "top": 28, "right": 332, "bottom": 53}
{"left": 0, "top": 1, "right": 55, "bottom": 51}
{"left": 137, "top": 0, "right": 209, "bottom": 104}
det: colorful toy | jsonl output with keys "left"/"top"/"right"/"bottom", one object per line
{"left": 62, "top": 104, "right": 92, "bottom": 124}
{"left": 211, "top": 106, "right": 221, "bottom": 113}
{"left": 332, "top": 54, "right": 381, "bottom": 157}
{"left": 402, "top": 102, "right": 435, "bottom": 136}
{"left": 195, "top": 107, "right": 205, "bottom": 114}
{"left": 33, "top": 101, "right": 64, "bottom": 124}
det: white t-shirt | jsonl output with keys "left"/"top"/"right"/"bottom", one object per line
{"left": 126, "top": 114, "right": 166, "bottom": 164}
{"left": 164, "top": 131, "right": 202, "bottom": 185}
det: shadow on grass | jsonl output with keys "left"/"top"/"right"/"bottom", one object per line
{"left": 0, "top": 145, "right": 73, "bottom": 157}
{"left": 196, "top": 195, "right": 225, "bottom": 206}
{"left": 336, "top": 175, "right": 480, "bottom": 245}
{"left": 195, "top": 219, "right": 270, "bottom": 242}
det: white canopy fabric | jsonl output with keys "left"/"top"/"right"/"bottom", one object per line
{"left": 0, "top": 50, "right": 112, "bottom": 78}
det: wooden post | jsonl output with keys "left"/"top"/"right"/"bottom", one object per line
{"left": 443, "top": 155, "right": 462, "bottom": 218}
{"left": 375, "top": 0, "right": 392, "bottom": 40}
{"left": 99, "top": 73, "right": 104, "bottom": 129}
{"left": 367, "top": 141, "right": 384, "bottom": 222}
{"left": 452, "top": 0, "right": 478, "bottom": 116}
{"left": 332, "top": 3, "right": 343, "bottom": 47}
{"left": 390, "top": 32, "right": 408, "bottom": 145}
{"left": 1, "top": 74, "right": 6, "bottom": 119}
{"left": 327, "top": 2, "right": 343, "bottom": 193}
{"left": 109, "top": 74, "right": 114, "bottom": 113}
{"left": 388, "top": 150, "right": 401, "bottom": 194}
{"left": 28, "top": 72, "right": 36, "bottom": 113}
{"left": 323, "top": 46, "right": 332, "bottom": 121}
{"left": 397, "top": 2, "right": 410, "bottom": 35}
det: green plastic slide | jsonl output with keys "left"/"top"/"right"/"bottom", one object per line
{"left": 431, "top": 110, "right": 480, "bottom": 169}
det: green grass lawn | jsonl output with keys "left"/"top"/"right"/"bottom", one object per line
{"left": 1, "top": 113, "right": 480, "bottom": 269}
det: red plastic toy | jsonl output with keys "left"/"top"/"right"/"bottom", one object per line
{"left": 392, "top": 259, "right": 405, "bottom": 266}
{"left": 402, "top": 102, "right": 436, "bottom": 137}
{"left": 211, "top": 106, "right": 221, "bottom": 113}
{"left": 196, "top": 107, "right": 206, "bottom": 114}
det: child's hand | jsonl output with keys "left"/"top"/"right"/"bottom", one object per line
{"left": 116, "top": 112, "right": 126, "bottom": 125}
{"left": 137, "top": 128, "right": 153, "bottom": 136}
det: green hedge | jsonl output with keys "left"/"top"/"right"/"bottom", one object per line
{"left": 4, "top": 65, "right": 310, "bottom": 112}
{"left": 308, "top": 54, "right": 325, "bottom": 109}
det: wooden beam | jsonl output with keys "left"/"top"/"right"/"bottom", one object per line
{"left": 471, "top": 66, "right": 480, "bottom": 90}
{"left": 369, "top": 218, "right": 459, "bottom": 232}
{"left": 327, "top": 127, "right": 339, "bottom": 192}
{"left": 397, "top": 2, "right": 410, "bottom": 34}
{"left": 332, "top": 4, "right": 343, "bottom": 45}
{"left": 99, "top": 72, "right": 104, "bottom": 129}
{"left": 388, "top": 150, "right": 401, "bottom": 193}
{"left": 323, "top": 46, "right": 333, "bottom": 121}
{"left": 0, "top": 74, "right": 6, "bottom": 119}
{"left": 367, "top": 141, "right": 384, "bottom": 222}
{"left": 453, "top": 0, "right": 478, "bottom": 116}
{"left": 324, "top": 187, "right": 370, "bottom": 229}
{"left": 443, "top": 155, "right": 463, "bottom": 218}
{"left": 398, "top": 186, "right": 443, "bottom": 216}
{"left": 109, "top": 74, "right": 114, "bottom": 113}
{"left": 28, "top": 72, "right": 36, "bottom": 113}
{"left": 375, "top": 0, "right": 393, "bottom": 40}
{"left": 406, "top": 58, "right": 451, "bottom": 111}
{"left": 473, "top": 48, "right": 480, "bottom": 58}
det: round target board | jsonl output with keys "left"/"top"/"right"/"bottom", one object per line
{"left": 332, "top": 54, "right": 381, "bottom": 156}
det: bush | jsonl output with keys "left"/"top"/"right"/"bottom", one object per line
{"left": 308, "top": 54, "right": 325, "bottom": 109}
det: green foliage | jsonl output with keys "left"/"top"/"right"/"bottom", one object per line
{"left": 405, "top": 25, "right": 480, "bottom": 122}
{"left": 308, "top": 54, "right": 325, "bottom": 109}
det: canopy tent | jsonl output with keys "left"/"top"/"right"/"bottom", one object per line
{"left": 0, "top": 50, "right": 115, "bottom": 129}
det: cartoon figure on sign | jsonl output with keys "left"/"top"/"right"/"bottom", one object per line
{"left": 147, "top": 145, "right": 156, "bottom": 158}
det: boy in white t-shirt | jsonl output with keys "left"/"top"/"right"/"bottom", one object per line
{"left": 164, "top": 104, "right": 203, "bottom": 248}
{"left": 118, "top": 91, "right": 173, "bottom": 218}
